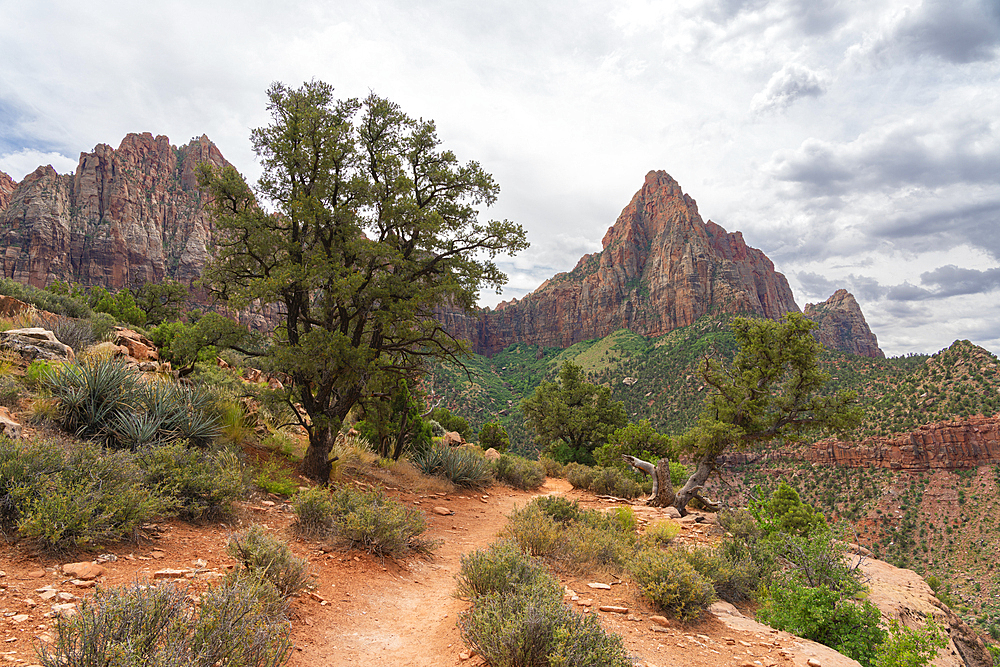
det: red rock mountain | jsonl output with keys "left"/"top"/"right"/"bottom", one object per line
{"left": 443, "top": 170, "right": 880, "bottom": 356}
{"left": 804, "top": 289, "right": 884, "bottom": 359}
{"left": 0, "top": 171, "right": 15, "bottom": 211}
{"left": 0, "top": 133, "right": 227, "bottom": 290}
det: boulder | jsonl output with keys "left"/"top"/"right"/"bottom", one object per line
{"left": 112, "top": 328, "right": 158, "bottom": 361}
{"left": 484, "top": 448, "right": 501, "bottom": 461}
{"left": 443, "top": 431, "right": 464, "bottom": 446}
{"left": 61, "top": 562, "right": 105, "bottom": 580}
{"left": 0, "top": 327, "right": 74, "bottom": 362}
{"left": 0, "top": 406, "right": 21, "bottom": 439}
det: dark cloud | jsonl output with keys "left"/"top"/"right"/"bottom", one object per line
{"left": 884, "top": 265, "right": 1000, "bottom": 301}
{"left": 750, "top": 64, "right": 826, "bottom": 114}
{"left": 889, "top": 0, "right": 1000, "bottom": 64}
{"left": 870, "top": 198, "right": 1000, "bottom": 259}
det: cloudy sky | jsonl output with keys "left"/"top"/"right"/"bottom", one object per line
{"left": 2, "top": 0, "right": 999, "bottom": 357}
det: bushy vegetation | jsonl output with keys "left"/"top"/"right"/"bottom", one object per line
{"left": 412, "top": 444, "right": 494, "bottom": 488}
{"left": 627, "top": 547, "right": 717, "bottom": 621}
{"left": 563, "top": 461, "right": 649, "bottom": 499}
{"left": 36, "top": 581, "right": 292, "bottom": 667}
{"left": 493, "top": 453, "right": 545, "bottom": 490}
{"left": 0, "top": 436, "right": 246, "bottom": 551}
{"left": 292, "top": 485, "right": 430, "bottom": 557}
{"left": 226, "top": 525, "right": 312, "bottom": 601}
{"left": 458, "top": 539, "right": 631, "bottom": 667}
{"left": 478, "top": 421, "right": 510, "bottom": 452}
{"left": 0, "top": 278, "right": 91, "bottom": 319}
{"left": 45, "top": 357, "right": 220, "bottom": 448}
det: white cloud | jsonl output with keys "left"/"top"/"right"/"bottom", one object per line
{"left": 0, "top": 150, "right": 78, "bottom": 181}
{"left": 750, "top": 63, "right": 827, "bottom": 114}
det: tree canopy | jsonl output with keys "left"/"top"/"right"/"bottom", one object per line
{"left": 198, "top": 80, "right": 528, "bottom": 481}
{"left": 521, "top": 361, "right": 627, "bottom": 464}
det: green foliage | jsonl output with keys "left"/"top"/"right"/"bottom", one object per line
{"left": 135, "top": 280, "right": 189, "bottom": 325}
{"left": 502, "top": 503, "right": 567, "bottom": 558}
{"left": 150, "top": 313, "right": 258, "bottom": 377}
{"left": 0, "top": 374, "right": 20, "bottom": 408}
{"left": 641, "top": 520, "right": 681, "bottom": 547}
{"left": 430, "top": 407, "right": 472, "bottom": 438}
{"left": 460, "top": 585, "right": 631, "bottom": 667}
{"left": 521, "top": 361, "right": 626, "bottom": 464}
{"left": 10, "top": 443, "right": 165, "bottom": 552}
{"left": 292, "top": 485, "right": 429, "bottom": 557}
{"left": 874, "top": 620, "right": 948, "bottom": 667}
{"left": 140, "top": 443, "right": 246, "bottom": 521}
{"left": 532, "top": 496, "right": 583, "bottom": 524}
{"left": 0, "top": 277, "right": 91, "bottom": 319}
{"left": 493, "top": 454, "right": 545, "bottom": 490}
{"left": 412, "top": 444, "right": 494, "bottom": 488}
{"left": 87, "top": 286, "right": 146, "bottom": 327}
{"left": 563, "top": 462, "right": 647, "bottom": 498}
{"left": 594, "top": 420, "right": 673, "bottom": 468}
{"left": 456, "top": 540, "right": 561, "bottom": 600}
{"left": 757, "top": 582, "right": 886, "bottom": 667}
{"left": 36, "top": 581, "right": 292, "bottom": 667}
{"left": 627, "top": 547, "right": 717, "bottom": 621}
{"left": 45, "top": 357, "right": 220, "bottom": 448}
{"left": 52, "top": 314, "right": 115, "bottom": 353}
{"left": 752, "top": 482, "right": 829, "bottom": 537}
{"left": 226, "top": 525, "right": 311, "bottom": 601}
{"left": 252, "top": 460, "right": 299, "bottom": 496}
{"left": 479, "top": 421, "right": 510, "bottom": 453}
{"left": 198, "top": 80, "right": 528, "bottom": 482}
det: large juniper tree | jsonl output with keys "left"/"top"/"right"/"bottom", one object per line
{"left": 625, "top": 313, "right": 860, "bottom": 515}
{"left": 198, "top": 81, "right": 527, "bottom": 482}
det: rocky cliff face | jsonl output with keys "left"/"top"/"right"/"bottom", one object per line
{"left": 447, "top": 170, "right": 802, "bottom": 356}
{"left": 0, "top": 171, "right": 15, "bottom": 211}
{"left": 0, "top": 133, "right": 227, "bottom": 291}
{"left": 805, "top": 289, "right": 884, "bottom": 358}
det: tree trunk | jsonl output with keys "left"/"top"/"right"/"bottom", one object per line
{"left": 672, "top": 455, "right": 718, "bottom": 517}
{"left": 301, "top": 424, "right": 337, "bottom": 483}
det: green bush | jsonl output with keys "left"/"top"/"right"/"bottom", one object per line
{"left": 874, "top": 620, "right": 948, "bottom": 667}
{"left": 140, "top": 443, "right": 246, "bottom": 521}
{"left": 412, "top": 444, "right": 493, "bottom": 488}
{"left": 587, "top": 467, "right": 643, "bottom": 498}
{"left": 757, "top": 582, "right": 886, "bottom": 667}
{"left": 502, "top": 503, "right": 567, "bottom": 558}
{"left": 563, "top": 462, "right": 594, "bottom": 490}
{"left": 478, "top": 421, "right": 510, "bottom": 453}
{"left": 36, "top": 581, "right": 292, "bottom": 667}
{"left": 253, "top": 459, "right": 299, "bottom": 496}
{"left": 539, "top": 456, "right": 563, "bottom": 478}
{"left": 678, "top": 544, "right": 759, "bottom": 604}
{"left": 0, "top": 437, "right": 65, "bottom": 530}
{"left": 641, "top": 520, "right": 681, "bottom": 547}
{"left": 456, "top": 540, "right": 561, "bottom": 600}
{"left": 532, "top": 496, "right": 582, "bottom": 524}
{"left": 14, "top": 444, "right": 165, "bottom": 552}
{"left": 226, "top": 525, "right": 311, "bottom": 601}
{"left": 293, "top": 485, "right": 430, "bottom": 557}
{"left": 562, "top": 520, "right": 632, "bottom": 572}
{"left": 0, "top": 278, "right": 90, "bottom": 319}
{"left": 46, "top": 357, "right": 220, "bottom": 448}
{"left": 429, "top": 407, "right": 471, "bottom": 438}
{"left": 460, "top": 585, "right": 631, "bottom": 667}
{"left": 627, "top": 547, "right": 717, "bottom": 621}
{"left": 493, "top": 454, "right": 545, "bottom": 490}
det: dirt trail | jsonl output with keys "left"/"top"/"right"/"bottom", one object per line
{"left": 289, "top": 478, "right": 567, "bottom": 666}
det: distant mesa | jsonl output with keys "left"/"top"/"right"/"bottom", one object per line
{"left": 440, "top": 170, "right": 884, "bottom": 358}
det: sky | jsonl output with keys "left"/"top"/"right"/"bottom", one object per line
{"left": 1, "top": 0, "right": 999, "bottom": 358}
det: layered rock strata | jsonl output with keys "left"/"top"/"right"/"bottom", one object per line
{"left": 805, "top": 289, "right": 884, "bottom": 358}
{"left": 0, "top": 171, "right": 15, "bottom": 211}
{"left": 445, "top": 170, "right": 802, "bottom": 356}
{"left": 0, "top": 133, "right": 227, "bottom": 290}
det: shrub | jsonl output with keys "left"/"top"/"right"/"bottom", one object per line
{"left": 502, "top": 504, "right": 566, "bottom": 558}
{"left": 456, "top": 540, "right": 561, "bottom": 600}
{"left": 642, "top": 519, "right": 681, "bottom": 547}
{"left": 46, "top": 357, "right": 220, "bottom": 448}
{"left": 532, "top": 496, "right": 582, "bottom": 524}
{"left": 140, "top": 443, "right": 246, "bottom": 521}
{"left": 460, "top": 585, "right": 631, "bottom": 667}
{"left": 562, "top": 520, "right": 632, "bottom": 572}
{"left": 539, "top": 456, "right": 563, "bottom": 478}
{"left": 588, "top": 467, "right": 643, "bottom": 498}
{"left": 0, "top": 277, "right": 90, "bottom": 319}
{"left": 294, "top": 485, "right": 429, "bottom": 557}
{"left": 627, "top": 547, "right": 717, "bottom": 621}
{"left": 253, "top": 459, "right": 299, "bottom": 496}
{"left": 36, "top": 581, "right": 292, "bottom": 667}
{"left": 874, "top": 620, "right": 948, "bottom": 667}
{"left": 493, "top": 454, "right": 545, "bottom": 490}
{"left": 0, "top": 374, "right": 20, "bottom": 408}
{"left": 14, "top": 444, "right": 165, "bottom": 552}
{"left": 679, "top": 544, "right": 759, "bottom": 604}
{"left": 226, "top": 525, "right": 311, "bottom": 601}
{"left": 563, "top": 462, "right": 594, "bottom": 490}
{"left": 412, "top": 444, "right": 493, "bottom": 488}
{"left": 429, "top": 407, "right": 471, "bottom": 438}
{"left": 757, "top": 582, "right": 886, "bottom": 667}
{"left": 478, "top": 422, "right": 510, "bottom": 453}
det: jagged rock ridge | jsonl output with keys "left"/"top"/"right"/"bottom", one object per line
{"left": 0, "top": 133, "right": 227, "bottom": 290}
{"left": 805, "top": 289, "right": 884, "bottom": 359}
{"left": 444, "top": 170, "right": 882, "bottom": 357}
{"left": 0, "top": 171, "right": 15, "bottom": 211}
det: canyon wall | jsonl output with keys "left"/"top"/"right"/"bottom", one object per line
{"left": 0, "top": 133, "right": 227, "bottom": 291}
{"left": 805, "top": 289, "right": 884, "bottom": 358}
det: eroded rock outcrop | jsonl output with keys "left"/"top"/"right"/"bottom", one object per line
{"left": 445, "top": 170, "right": 801, "bottom": 355}
{"left": 808, "top": 415, "right": 1000, "bottom": 471}
{"left": 805, "top": 289, "right": 884, "bottom": 358}
{"left": 0, "top": 133, "right": 227, "bottom": 291}
{"left": 0, "top": 170, "right": 15, "bottom": 211}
